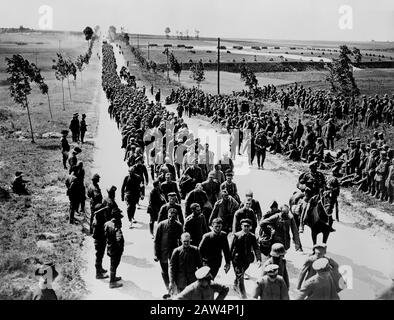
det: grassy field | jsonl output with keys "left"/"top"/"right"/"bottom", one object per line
{"left": 128, "top": 34, "right": 394, "bottom": 66}
{"left": 0, "top": 31, "right": 100, "bottom": 299}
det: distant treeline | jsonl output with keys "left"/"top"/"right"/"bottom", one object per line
{"left": 156, "top": 61, "right": 394, "bottom": 73}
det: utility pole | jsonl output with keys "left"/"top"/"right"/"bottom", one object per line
{"left": 166, "top": 49, "right": 169, "bottom": 82}
{"left": 148, "top": 42, "right": 150, "bottom": 60}
{"left": 217, "top": 37, "right": 220, "bottom": 95}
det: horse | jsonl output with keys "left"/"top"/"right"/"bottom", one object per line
{"left": 290, "top": 190, "right": 336, "bottom": 245}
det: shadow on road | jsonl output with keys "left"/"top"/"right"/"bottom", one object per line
{"left": 117, "top": 280, "right": 156, "bottom": 299}
{"left": 122, "top": 255, "right": 155, "bottom": 268}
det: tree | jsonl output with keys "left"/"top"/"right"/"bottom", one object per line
{"left": 165, "top": 27, "right": 171, "bottom": 39}
{"left": 195, "top": 29, "right": 200, "bottom": 39}
{"left": 83, "top": 26, "right": 94, "bottom": 49}
{"left": 189, "top": 60, "right": 205, "bottom": 88}
{"left": 326, "top": 45, "right": 360, "bottom": 97}
{"left": 108, "top": 25, "right": 117, "bottom": 42}
{"left": 175, "top": 30, "right": 179, "bottom": 39}
{"left": 240, "top": 63, "right": 258, "bottom": 91}
{"left": 5, "top": 54, "right": 49, "bottom": 142}
{"left": 352, "top": 47, "right": 362, "bottom": 64}
{"left": 179, "top": 31, "right": 183, "bottom": 40}
{"left": 52, "top": 53, "right": 69, "bottom": 110}
{"left": 170, "top": 53, "right": 182, "bottom": 81}
{"left": 185, "top": 29, "right": 189, "bottom": 40}
{"left": 75, "top": 55, "right": 85, "bottom": 84}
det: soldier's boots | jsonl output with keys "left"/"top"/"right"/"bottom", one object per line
{"left": 114, "top": 276, "right": 122, "bottom": 282}
{"left": 96, "top": 273, "right": 109, "bottom": 279}
{"left": 109, "top": 282, "right": 123, "bottom": 289}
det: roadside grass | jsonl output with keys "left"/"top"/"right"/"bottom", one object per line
{"left": 0, "top": 32, "right": 100, "bottom": 299}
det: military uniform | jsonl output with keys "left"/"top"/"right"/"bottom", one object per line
{"left": 104, "top": 217, "right": 124, "bottom": 287}
{"left": 253, "top": 275, "right": 289, "bottom": 300}
{"left": 175, "top": 281, "right": 229, "bottom": 300}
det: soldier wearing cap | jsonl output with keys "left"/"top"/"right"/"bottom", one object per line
{"left": 154, "top": 208, "right": 183, "bottom": 298}
{"left": 297, "top": 242, "right": 343, "bottom": 292}
{"left": 175, "top": 266, "right": 229, "bottom": 300}
{"left": 386, "top": 157, "right": 394, "bottom": 204}
{"left": 147, "top": 180, "right": 167, "bottom": 238}
{"left": 254, "top": 129, "right": 268, "bottom": 169}
{"left": 230, "top": 218, "right": 262, "bottom": 299}
{"left": 184, "top": 203, "right": 209, "bottom": 246}
{"left": 209, "top": 188, "right": 239, "bottom": 234}
{"left": 157, "top": 192, "right": 184, "bottom": 224}
{"left": 253, "top": 264, "right": 289, "bottom": 300}
{"left": 104, "top": 207, "right": 124, "bottom": 289}
{"left": 262, "top": 243, "right": 290, "bottom": 289}
{"left": 121, "top": 166, "right": 144, "bottom": 227}
{"left": 102, "top": 185, "right": 120, "bottom": 219}
{"left": 220, "top": 170, "right": 240, "bottom": 204}
{"left": 232, "top": 197, "right": 257, "bottom": 234}
{"left": 201, "top": 171, "right": 220, "bottom": 207}
{"left": 60, "top": 130, "right": 70, "bottom": 169}
{"left": 161, "top": 172, "right": 181, "bottom": 202}
{"left": 297, "top": 160, "right": 326, "bottom": 232}
{"left": 69, "top": 113, "right": 80, "bottom": 142}
{"left": 65, "top": 167, "right": 79, "bottom": 224}
{"left": 374, "top": 151, "right": 390, "bottom": 200}
{"left": 295, "top": 257, "right": 340, "bottom": 300}
{"left": 80, "top": 114, "right": 87, "bottom": 144}
{"left": 67, "top": 147, "right": 81, "bottom": 174}
{"left": 87, "top": 174, "right": 103, "bottom": 234}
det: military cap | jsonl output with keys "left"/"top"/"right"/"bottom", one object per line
{"left": 208, "top": 172, "right": 216, "bottom": 178}
{"left": 312, "top": 257, "right": 329, "bottom": 271}
{"left": 269, "top": 200, "right": 278, "bottom": 208}
{"left": 61, "top": 129, "right": 69, "bottom": 135}
{"left": 82, "top": 113, "right": 86, "bottom": 117}
{"left": 313, "top": 242, "right": 327, "bottom": 251}
{"left": 73, "top": 113, "right": 79, "bottom": 117}
{"left": 309, "top": 160, "right": 318, "bottom": 168}
{"left": 240, "top": 218, "right": 252, "bottom": 226}
{"left": 106, "top": 185, "right": 117, "bottom": 193}
{"left": 167, "top": 192, "right": 177, "bottom": 197}
{"left": 225, "top": 169, "right": 234, "bottom": 176}
{"left": 270, "top": 243, "right": 286, "bottom": 257}
{"left": 15, "top": 171, "right": 23, "bottom": 177}
{"left": 264, "top": 264, "right": 279, "bottom": 274}
{"left": 195, "top": 266, "right": 212, "bottom": 280}
{"left": 92, "top": 173, "right": 100, "bottom": 180}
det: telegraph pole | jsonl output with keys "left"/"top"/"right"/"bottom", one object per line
{"left": 217, "top": 37, "right": 220, "bottom": 95}
{"left": 166, "top": 49, "right": 169, "bottom": 82}
{"left": 148, "top": 42, "right": 150, "bottom": 60}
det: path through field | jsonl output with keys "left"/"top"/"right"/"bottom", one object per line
{"left": 82, "top": 41, "right": 394, "bottom": 300}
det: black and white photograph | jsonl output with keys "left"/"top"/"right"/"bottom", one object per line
{"left": 0, "top": 0, "right": 393, "bottom": 306}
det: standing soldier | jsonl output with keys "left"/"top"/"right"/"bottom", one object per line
{"left": 253, "top": 264, "right": 289, "bottom": 300}
{"left": 157, "top": 192, "right": 184, "bottom": 224}
{"left": 199, "top": 218, "right": 231, "bottom": 279}
{"left": 232, "top": 197, "right": 257, "bottom": 234}
{"left": 91, "top": 202, "right": 109, "bottom": 279}
{"left": 254, "top": 129, "right": 268, "bottom": 169}
{"left": 121, "top": 166, "right": 144, "bottom": 228}
{"left": 147, "top": 180, "right": 167, "bottom": 238}
{"left": 230, "top": 218, "right": 262, "bottom": 299}
{"left": 262, "top": 243, "right": 290, "bottom": 289}
{"left": 80, "top": 114, "right": 87, "bottom": 144}
{"left": 69, "top": 113, "right": 80, "bottom": 142}
{"left": 184, "top": 203, "right": 209, "bottom": 246}
{"left": 374, "top": 151, "right": 390, "bottom": 200}
{"left": 104, "top": 207, "right": 124, "bottom": 289}
{"left": 169, "top": 232, "right": 202, "bottom": 295}
{"left": 87, "top": 173, "right": 103, "bottom": 234}
{"left": 295, "top": 258, "right": 340, "bottom": 300}
{"left": 60, "top": 130, "right": 70, "bottom": 170}
{"left": 201, "top": 172, "right": 220, "bottom": 209}
{"left": 209, "top": 189, "right": 239, "bottom": 234}
{"left": 220, "top": 170, "right": 240, "bottom": 204}
{"left": 175, "top": 266, "right": 229, "bottom": 300}
{"left": 68, "top": 147, "right": 82, "bottom": 174}
{"left": 154, "top": 208, "right": 183, "bottom": 299}
{"left": 65, "top": 167, "right": 79, "bottom": 224}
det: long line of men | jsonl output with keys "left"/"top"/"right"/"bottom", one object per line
{"left": 87, "top": 42, "right": 346, "bottom": 299}
{"left": 166, "top": 86, "right": 394, "bottom": 205}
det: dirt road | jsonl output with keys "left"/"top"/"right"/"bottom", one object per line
{"left": 82, "top": 42, "right": 394, "bottom": 300}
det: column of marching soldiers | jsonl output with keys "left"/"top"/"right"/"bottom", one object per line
{"left": 62, "top": 42, "right": 347, "bottom": 300}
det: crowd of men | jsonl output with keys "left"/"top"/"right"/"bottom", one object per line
{"left": 166, "top": 86, "right": 394, "bottom": 205}
{"left": 83, "top": 42, "right": 351, "bottom": 300}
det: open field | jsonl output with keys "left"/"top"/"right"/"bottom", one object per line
{"left": 129, "top": 34, "right": 394, "bottom": 66}
{"left": 0, "top": 31, "right": 100, "bottom": 299}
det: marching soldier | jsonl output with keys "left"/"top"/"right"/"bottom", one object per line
{"left": 87, "top": 173, "right": 103, "bottom": 234}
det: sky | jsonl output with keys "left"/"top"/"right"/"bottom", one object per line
{"left": 0, "top": 0, "right": 393, "bottom": 42}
